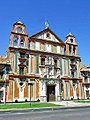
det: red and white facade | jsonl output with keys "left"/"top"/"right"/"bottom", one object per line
{"left": 0, "top": 20, "right": 86, "bottom": 102}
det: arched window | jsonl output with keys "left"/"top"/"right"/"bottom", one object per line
{"left": 73, "top": 46, "right": 75, "bottom": 55}
{"left": 20, "top": 38, "right": 24, "bottom": 47}
{"left": 46, "top": 32, "right": 51, "bottom": 39}
{"left": 47, "top": 33, "right": 50, "bottom": 37}
{"left": 70, "top": 39, "right": 73, "bottom": 43}
{"left": 54, "top": 59, "right": 57, "bottom": 67}
{"left": 17, "top": 27, "right": 22, "bottom": 32}
{"left": 41, "top": 58, "right": 45, "bottom": 65}
{"left": 13, "top": 37, "right": 18, "bottom": 46}
{"left": 28, "top": 41, "right": 30, "bottom": 49}
{"left": 69, "top": 46, "right": 71, "bottom": 54}
{"left": 64, "top": 46, "right": 66, "bottom": 54}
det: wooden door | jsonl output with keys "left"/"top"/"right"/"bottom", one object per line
{"left": 47, "top": 85, "right": 55, "bottom": 101}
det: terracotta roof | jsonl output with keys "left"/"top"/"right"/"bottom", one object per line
{"left": 0, "top": 55, "right": 10, "bottom": 64}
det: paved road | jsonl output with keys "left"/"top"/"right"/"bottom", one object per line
{"left": 0, "top": 108, "right": 90, "bottom": 120}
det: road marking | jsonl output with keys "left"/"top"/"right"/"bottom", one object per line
{"left": 15, "top": 113, "right": 25, "bottom": 115}
{"left": 0, "top": 112, "right": 25, "bottom": 117}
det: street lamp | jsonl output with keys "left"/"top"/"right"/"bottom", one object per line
{"left": 28, "top": 83, "right": 34, "bottom": 107}
{"left": 4, "top": 67, "right": 7, "bottom": 105}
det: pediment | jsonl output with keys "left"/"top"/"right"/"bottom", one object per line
{"left": 30, "top": 28, "right": 65, "bottom": 45}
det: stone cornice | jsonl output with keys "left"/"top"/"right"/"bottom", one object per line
{"left": 29, "top": 37, "right": 65, "bottom": 46}
{"left": 8, "top": 47, "right": 81, "bottom": 60}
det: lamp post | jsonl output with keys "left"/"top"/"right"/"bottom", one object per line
{"left": 28, "top": 83, "right": 34, "bottom": 107}
{"left": 4, "top": 67, "right": 7, "bottom": 105}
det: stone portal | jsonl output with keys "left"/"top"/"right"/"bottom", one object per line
{"left": 47, "top": 85, "right": 55, "bottom": 101}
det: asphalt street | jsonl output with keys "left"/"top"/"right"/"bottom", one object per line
{"left": 0, "top": 108, "right": 90, "bottom": 120}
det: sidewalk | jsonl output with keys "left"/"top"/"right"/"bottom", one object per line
{"left": 0, "top": 101, "right": 90, "bottom": 113}
{"left": 49, "top": 101, "right": 90, "bottom": 107}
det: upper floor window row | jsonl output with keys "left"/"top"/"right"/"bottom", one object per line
{"left": 30, "top": 41, "right": 63, "bottom": 53}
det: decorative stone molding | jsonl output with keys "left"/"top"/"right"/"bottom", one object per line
{"left": 47, "top": 80, "right": 56, "bottom": 85}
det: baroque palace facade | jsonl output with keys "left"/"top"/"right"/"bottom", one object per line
{"left": 0, "top": 20, "right": 90, "bottom": 102}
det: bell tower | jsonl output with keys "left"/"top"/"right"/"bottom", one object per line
{"left": 9, "top": 19, "right": 28, "bottom": 48}
{"left": 65, "top": 32, "right": 78, "bottom": 56}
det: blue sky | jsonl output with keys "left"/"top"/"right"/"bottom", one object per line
{"left": 0, "top": 0, "right": 90, "bottom": 66}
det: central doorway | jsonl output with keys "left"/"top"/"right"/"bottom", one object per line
{"left": 47, "top": 85, "right": 55, "bottom": 102}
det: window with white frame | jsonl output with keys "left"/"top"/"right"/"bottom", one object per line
{"left": 41, "top": 58, "right": 45, "bottom": 65}
{"left": 52, "top": 45, "right": 57, "bottom": 53}
{"left": 41, "top": 43, "right": 45, "bottom": 51}
{"left": 31, "top": 41, "right": 35, "bottom": 49}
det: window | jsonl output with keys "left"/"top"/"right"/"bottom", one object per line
{"left": 71, "top": 71, "right": 74, "bottom": 77}
{"left": 52, "top": 45, "right": 57, "bottom": 53}
{"left": 41, "top": 58, "right": 45, "bottom": 65}
{"left": 28, "top": 42, "right": 30, "bottom": 49}
{"left": 31, "top": 55, "right": 35, "bottom": 73}
{"left": 41, "top": 43, "right": 45, "bottom": 51}
{"left": 17, "top": 27, "right": 22, "bottom": 32}
{"left": 85, "top": 77, "right": 88, "bottom": 83}
{"left": 0, "top": 91, "right": 3, "bottom": 100}
{"left": 31, "top": 41, "right": 35, "bottom": 49}
{"left": 64, "top": 60, "right": 66, "bottom": 75}
{"left": 69, "top": 46, "right": 71, "bottom": 54}
{"left": 19, "top": 67, "right": 24, "bottom": 75}
{"left": 64, "top": 46, "right": 66, "bottom": 54}
{"left": 54, "top": 59, "right": 57, "bottom": 67}
{"left": 13, "top": 37, "right": 18, "bottom": 46}
{"left": 71, "top": 59, "right": 75, "bottom": 64}
{"left": 70, "top": 39, "right": 73, "bottom": 43}
{"left": 26, "top": 60, "right": 29, "bottom": 66}
{"left": 20, "top": 38, "right": 24, "bottom": 47}
{"left": 0, "top": 72, "right": 3, "bottom": 79}
{"left": 73, "top": 47, "right": 75, "bottom": 55}
{"left": 46, "top": 32, "right": 50, "bottom": 38}
{"left": 26, "top": 54, "right": 29, "bottom": 58}
{"left": 15, "top": 52, "right": 17, "bottom": 72}
{"left": 73, "top": 66, "right": 77, "bottom": 70}
{"left": 26, "top": 60, "right": 29, "bottom": 73}
{"left": 20, "top": 52, "right": 25, "bottom": 58}
{"left": 86, "top": 91, "right": 89, "bottom": 97}
{"left": 47, "top": 56, "right": 52, "bottom": 64}
{"left": 36, "top": 56, "right": 39, "bottom": 74}
{"left": 47, "top": 33, "right": 50, "bottom": 37}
